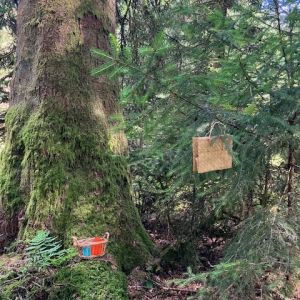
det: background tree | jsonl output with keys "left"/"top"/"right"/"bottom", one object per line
{"left": 0, "top": 0, "right": 16, "bottom": 102}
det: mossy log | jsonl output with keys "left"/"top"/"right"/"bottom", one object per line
{"left": 0, "top": 0, "right": 153, "bottom": 298}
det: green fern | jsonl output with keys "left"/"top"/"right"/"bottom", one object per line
{"left": 25, "top": 231, "right": 76, "bottom": 269}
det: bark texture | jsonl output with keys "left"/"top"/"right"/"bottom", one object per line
{"left": 0, "top": 0, "right": 153, "bottom": 297}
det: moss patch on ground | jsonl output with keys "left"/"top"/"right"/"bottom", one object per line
{"left": 49, "top": 261, "right": 128, "bottom": 300}
{"left": 0, "top": 255, "right": 127, "bottom": 300}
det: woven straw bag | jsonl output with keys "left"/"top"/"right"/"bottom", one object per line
{"left": 193, "top": 135, "right": 232, "bottom": 173}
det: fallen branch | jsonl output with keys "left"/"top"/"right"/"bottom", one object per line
{"left": 152, "top": 279, "right": 198, "bottom": 294}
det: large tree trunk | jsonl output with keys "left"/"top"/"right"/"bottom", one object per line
{"left": 0, "top": 0, "right": 153, "bottom": 297}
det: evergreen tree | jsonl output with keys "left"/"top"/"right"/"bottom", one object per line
{"left": 93, "top": 0, "right": 299, "bottom": 297}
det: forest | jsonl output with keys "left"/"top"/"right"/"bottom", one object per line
{"left": 0, "top": 0, "right": 299, "bottom": 299}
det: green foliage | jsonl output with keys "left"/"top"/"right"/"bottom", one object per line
{"left": 0, "top": 232, "right": 75, "bottom": 300}
{"left": 1, "top": 238, "right": 127, "bottom": 300}
{"left": 175, "top": 209, "right": 300, "bottom": 299}
{"left": 0, "top": 0, "right": 17, "bottom": 33}
{"left": 25, "top": 231, "right": 76, "bottom": 269}
{"left": 0, "top": 0, "right": 16, "bottom": 102}
{"left": 224, "top": 208, "right": 299, "bottom": 264}
{"left": 96, "top": 0, "right": 300, "bottom": 221}
{"left": 91, "top": 48, "right": 115, "bottom": 62}
{"left": 93, "top": 0, "right": 300, "bottom": 297}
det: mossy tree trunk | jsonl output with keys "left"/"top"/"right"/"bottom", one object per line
{"left": 0, "top": 0, "right": 153, "bottom": 296}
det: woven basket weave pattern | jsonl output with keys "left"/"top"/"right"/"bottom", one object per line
{"left": 72, "top": 233, "right": 109, "bottom": 258}
{"left": 193, "top": 136, "right": 232, "bottom": 173}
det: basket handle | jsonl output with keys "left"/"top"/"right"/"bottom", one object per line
{"left": 104, "top": 232, "right": 110, "bottom": 240}
{"left": 207, "top": 121, "right": 226, "bottom": 138}
{"left": 72, "top": 236, "right": 79, "bottom": 247}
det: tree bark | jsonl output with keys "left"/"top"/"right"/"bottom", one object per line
{"left": 0, "top": 0, "right": 153, "bottom": 297}
{"left": 287, "top": 144, "right": 295, "bottom": 213}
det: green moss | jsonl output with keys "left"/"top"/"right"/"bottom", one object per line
{"left": 18, "top": 102, "right": 109, "bottom": 235}
{"left": 0, "top": 261, "right": 29, "bottom": 300}
{"left": 0, "top": 260, "right": 127, "bottom": 300}
{"left": 76, "top": 0, "right": 103, "bottom": 19}
{"left": 49, "top": 261, "right": 128, "bottom": 300}
{"left": 76, "top": 0, "right": 113, "bottom": 34}
{"left": 0, "top": 276, "right": 27, "bottom": 300}
{"left": 1, "top": 100, "right": 153, "bottom": 270}
{"left": 1, "top": 5, "right": 153, "bottom": 272}
{"left": 39, "top": 52, "right": 90, "bottom": 97}
{"left": 0, "top": 104, "right": 30, "bottom": 211}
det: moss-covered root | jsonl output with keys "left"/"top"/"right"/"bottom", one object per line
{"left": 49, "top": 261, "right": 128, "bottom": 300}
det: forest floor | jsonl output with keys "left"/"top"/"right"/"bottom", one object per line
{"left": 128, "top": 219, "right": 216, "bottom": 300}
{"left": 128, "top": 219, "right": 300, "bottom": 300}
{"left": 128, "top": 246, "right": 202, "bottom": 298}
{"left": 1, "top": 221, "right": 300, "bottom": 300}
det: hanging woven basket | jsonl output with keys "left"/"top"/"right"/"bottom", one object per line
{"left": 72, "top": 232, "right": 109, "bottom": 258}
{"left": 193, "top": 135, "right": 233, "bottom": 174}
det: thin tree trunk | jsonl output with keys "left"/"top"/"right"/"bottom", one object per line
{"left": 287, "top": 144, "right": 295, "bottom": 213}
{"left": 261, "top": 165, "right": 270, "bottom": 207}
{"left": 287, "top": 112, "right": 297, "bottom": 213}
